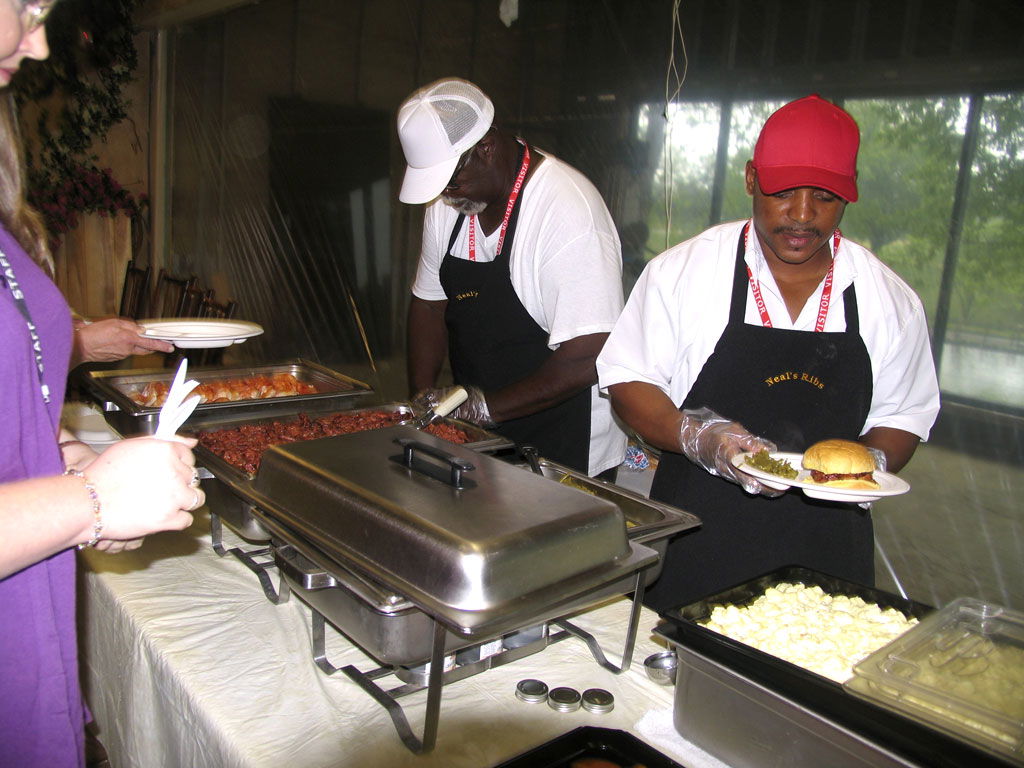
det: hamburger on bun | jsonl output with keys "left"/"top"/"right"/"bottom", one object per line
{"left": 802, "top": 439, "right": 880, "bottom": 490}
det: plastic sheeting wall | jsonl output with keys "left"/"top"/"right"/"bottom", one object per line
{"left": 159, "top": 0, "right": 1023, "bottom": 610}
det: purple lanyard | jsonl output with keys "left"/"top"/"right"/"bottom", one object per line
{"left": 0, "top": 247, "right": 51, "bottom": 404}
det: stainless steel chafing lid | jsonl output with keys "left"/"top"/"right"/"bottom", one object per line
{"left": 251, "top": 425, "right": 637, "bottom": 622}
{"left": 525, "top": 458, "right": 700, "bottom": 544}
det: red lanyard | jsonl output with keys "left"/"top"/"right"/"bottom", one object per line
{"left": 743, "top": 221, "right": 841, "bottom": 332}
{"left": 468, "top": 143, "right": 531, "bottom": 261}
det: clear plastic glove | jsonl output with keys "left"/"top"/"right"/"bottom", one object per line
{"left": 414, "top": 385, "right": 495, "bottom": 427}
{"left": 858, "top": 446, "right": 889, "bottom": 509}
{"left": 866, "top": 446, "right": 888, "bottom": 472}
{"left": 678, "top": 407, "right": 783, "bottom": 497}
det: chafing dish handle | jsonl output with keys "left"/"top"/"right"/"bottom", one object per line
{"left": 395, "top": 438, "right": 475, "bottom": 489}
{"left": 520, "top": 445, "right": 543, "bottom": 475}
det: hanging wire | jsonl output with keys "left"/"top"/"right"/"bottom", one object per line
{"left": 662, "top": 0, "right": 688, "bottom": 251}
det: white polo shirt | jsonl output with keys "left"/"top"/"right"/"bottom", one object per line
{"left": 597, "top": 219, "right": 940, "bottom": 441}
{"left": 412, "top": 150, "right": 627, "bottom": 475}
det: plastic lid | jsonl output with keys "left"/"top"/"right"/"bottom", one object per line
{"left": 846, "top": 597, "right": 1024, "bottom": 763}
{"left": 547, "top": 686, "right": 581, "bottom": 712}
{"left": 515, "top": 679, "right": 549, "bottom": 704}
{"left": 581, "top": 688, "right": 615, "bottom": 714}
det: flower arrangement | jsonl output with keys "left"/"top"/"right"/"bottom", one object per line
{"left": 13, "top": 0, "right": 145, "bottom": 248}
{"left": 28, "top": 161, "right": 147, "bottom": 243}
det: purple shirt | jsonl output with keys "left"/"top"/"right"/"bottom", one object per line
{"left": 0, "top": 225, "right": 82, "bottom": 767}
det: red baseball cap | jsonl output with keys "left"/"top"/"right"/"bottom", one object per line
{"left": 752, "top": 94, "right": 860, "bottom": 202}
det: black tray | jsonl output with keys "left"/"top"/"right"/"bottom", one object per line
{"left": 655, "top": 565, "right": 1016, "bottom": 768}
{"left": 493, "top": 727, "right": 686, "bottom": 768}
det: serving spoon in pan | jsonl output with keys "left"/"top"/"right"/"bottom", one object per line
{"left": 410, "top": 386, "right": 469, "bottom": 429}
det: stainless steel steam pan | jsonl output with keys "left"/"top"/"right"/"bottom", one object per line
{"left": 266, "top": 517, "right": 480, "bottom": 666}
{"left": 255, "top": 502, "right": 657, "bottom": 664}
{"left": 655, "top": 568, "right": 1006, "bottom": 768}
{"left": 247, "top": 424, "right": 657, "bottom": 634}
{"left": 75, "top": 359, "right": 373, "bottom": 436}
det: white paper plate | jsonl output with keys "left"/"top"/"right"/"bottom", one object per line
{"left": 732, "top": 451, "right": 910, "bottom": 503}
{"left": 140, "top": 319, "right": 264, "bottom": 349}
{"left": 61, "top": 402, "right": 120, "bottom": 445}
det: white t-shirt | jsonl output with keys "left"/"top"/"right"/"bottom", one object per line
{"left": 597, "top": 219, "right": 940, "bottom": 441}
{"left": 411, "top": 151, "right": 627, "bottom": 475}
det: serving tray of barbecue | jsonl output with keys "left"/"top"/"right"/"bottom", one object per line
{"left": 74, "top": 359, "right": 374, "bottom": 436}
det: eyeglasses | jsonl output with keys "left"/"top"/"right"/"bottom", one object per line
{"left": 22, "top": 1, "right": 55, "bottom": 33}
{"left": 447, "top": 147, "right": 474, "bottom": 188}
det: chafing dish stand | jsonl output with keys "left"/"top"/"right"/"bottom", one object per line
{"left": 319, "top": 575, "right": 647, "bottom": 754}
{"left": 207, "top": 506, "right": 650, "bottom": 753}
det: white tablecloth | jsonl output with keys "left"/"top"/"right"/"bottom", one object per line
{"left": 80, "top": 511, "right": 729, "bottom": 768}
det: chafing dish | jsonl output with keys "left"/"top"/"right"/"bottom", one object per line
{"left": 74, "top": 358, "right": 373, "bottom": 436}
{"left": 206, "top": 423, "right": 665, "bottom": 753}
{"left": 240, "top": 443, "right": 698, "bottom": 665}
{"left": 194, "top": 403, "right": 513, "bottom": 544}
{"left": 249, "top": 425, "right": 655, "bottom": 633}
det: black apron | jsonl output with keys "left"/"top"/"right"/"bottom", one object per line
{"left": 439, "top": 166, "right": 592, "bottom": 473}
{"left": 644, "top": 228, "right": 875, "bottom": 612}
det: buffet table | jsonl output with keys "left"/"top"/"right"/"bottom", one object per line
{"left": 79, "top": 510, "right": 728, "bottom": 768}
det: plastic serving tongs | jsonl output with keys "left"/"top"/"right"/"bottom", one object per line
{"left": 154, "top": 358, "right": 202, "bottom": 440}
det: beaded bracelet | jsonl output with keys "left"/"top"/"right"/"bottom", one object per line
{"left": 65, "top": 468, "right": 103, "bottom": 549}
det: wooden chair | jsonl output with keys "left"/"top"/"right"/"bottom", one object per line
{"left": 181, "top": 284, "right": 212, "bottom": 318}
{"left": 151, "top": 270, "right": 197, "bottom": 318}
{"left": 118, "top": 259, "right": 151, "bottom": 319}
{"left": 190, "top": 295, "right": 239, "bottom": 367}
{"left": 198, "top": 295, "right": 237, "bottom": 320}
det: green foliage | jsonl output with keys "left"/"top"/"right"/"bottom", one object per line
{"left": 12, "top": 0, "right": 144, "bottom": 246}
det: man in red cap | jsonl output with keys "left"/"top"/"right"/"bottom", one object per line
{"left": 597, "top": 95, "right": 939, "bottom": 610}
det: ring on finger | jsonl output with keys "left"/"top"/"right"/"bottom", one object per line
{"left": 190, "top": 468, "right": 200, "bottom": 488}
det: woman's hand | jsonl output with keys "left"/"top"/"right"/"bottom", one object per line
{"left": 92, "top": 537, "right": 145, "bottom": 554}
{"left": 77, "top": 436, "right": 202, "bottom": 545}
{"left": 72, "top": 317, "right": 175, "bottom": 366}
{"left": 59, "top": 439, "right": 99, "bottom": 472}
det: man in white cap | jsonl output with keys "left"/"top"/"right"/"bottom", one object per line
{"left": 597, "top": 95, "right": 939, "bottom": 610}
{"left": 398, "top": 77, "right": 626, "bottom": 477}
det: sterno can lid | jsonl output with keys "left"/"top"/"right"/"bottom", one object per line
{"left": 515, "top": 678, "right": 549, "bottom": 704}
{"left": 581, "top": 687, "right": 615, "bottom": 714}
{"left": 547, "top": 686, "right": 581, "bottom": 712}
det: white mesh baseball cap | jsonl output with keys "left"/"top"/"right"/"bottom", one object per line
{"left": 397, "top": 78, "right": 494, "bottom": 204}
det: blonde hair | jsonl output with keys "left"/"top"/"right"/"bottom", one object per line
{"left": 0, "top": 92, "right": 52, "bottom": 273}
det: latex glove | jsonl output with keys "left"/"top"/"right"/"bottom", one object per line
{"left": 414, "top": 385, "right": 495, "bottom": 427}
{"left": 678, "top": 407, "right": 783, "bottom": 497}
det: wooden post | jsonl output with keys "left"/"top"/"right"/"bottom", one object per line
{"left": 52, "top": 212, "right": 133, "bottom": 317}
